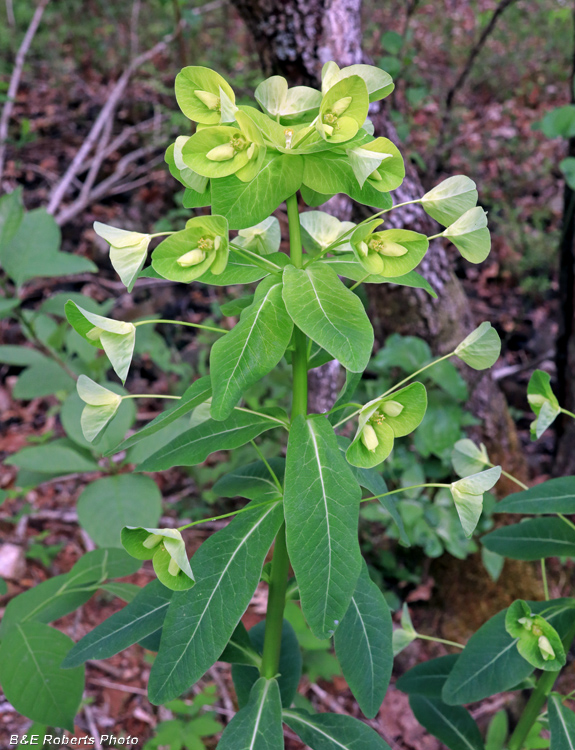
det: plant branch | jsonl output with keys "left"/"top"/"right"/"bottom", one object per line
{"left": 134, "top": 318, "right": 227, "bottom": 335}
{"left": 0, "top": 0, "right": 50, "bottom": 180}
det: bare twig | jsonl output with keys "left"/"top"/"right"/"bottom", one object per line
{"left": 209, "top": 666, "right": 234, "bottom": 714}
{"left": 87, "top": 677, "right": 148, "bottom": 696}
{"left": 83, "top": 706, "right": 103, "bottom": 750}
{"left": 0, "top": 0, "right": 51, "bottom": 179}
{"left": 46, "top": 22, "right": 182, "bottom": 216}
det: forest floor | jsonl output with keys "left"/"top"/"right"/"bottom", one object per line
{"left": 1, "top": 0, "right": 575, "bottom": 747}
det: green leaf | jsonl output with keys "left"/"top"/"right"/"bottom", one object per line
{"left": 282, "top": 263, "right": 373, "bottom": 373}
{"left": 0, "top": 209, "right": 96, "bottom": 286}
{"left": 322, "top": 62, "right": 394, "bottom": 103}
{"left": 210, "top": 277, "right": 293, "bottom": 420}
{"left": 482, "top": 518, "right": 575, "bottom": 560}
{"left": 450, "top": 467, "right": 502, "bottom": 537}
{"left": 199, "top": 251, "right": 281, "bottom": 285}
{"left": 408, "top": 695, "right": 485, "bottom": 750}
{"left": 302, "top": 152, "right": 392, "bottom": 209}
{"left": 99, "top": 581, "right": 141, "bottom": 602}
{"left": 485, "top": 711, "right": 508, "bottom": 750}
{"left": 284, "top": 415, "right": 362, "bottom": 640}
{"left": 0, "top": 188, "right": 24, "bottom": 249}
{"left": 539, "top": 105, "right": 575, "bottom": 139}
{"left": 549, "top": 695, "right": 575, "bottom": 750}
{"left": 175, "top": 66, "right": 236, "bottom": 125}
{"left": 62, "top": 579, "right": 172, "bottom": 667}
{"left": 528, "top": 370, "right": 560, "bottom": 440}
{"left": 455, "top": 322, "right": 501, "bottom": 370}
{"left": 442, "top": 600, "right": 575, "bottom": 705}
{"left": 495, "top": 477, "right": 575, "bottom": 515}
{"left": 109, "top": 377, "right": 212, "bottom": 454}
{"left": 214, "top": 459, "right": 285, "bottom": 501}
{"left": 231, "top": 620, "right": 302, "bottom": 708}
{"left": 0, "top": 345, "right": 45, "bottom": 366}
{"left": 12, "top": 359, "right": 75, "bottom": 399}
{"left": 421, "top": 176, "right": 478, "bottom": 227}
{"left": 220, "top": 621, "right": 262, "bottom": 668}
{"left": 219, "top": 678, "right": 283, "bottom": 750}
{"left": 76, "top": 376, "right": 123, "bottom": 442}
{"left": 283, "top": 709, "right": 392, "bottom": 749}
{"left": 94, "top": 222, "right": 151, "bottom": 290}
{"left": 236, "top": 216, "right": 281, "bottom": 255}
{"left": 78, "top": 474, "right": 162, "bottom": 548}
{"left": 560, "top": 157, "right": 575, "bottom": 190}
{"left": 137, "top": 407, "right": 287, "bottom": 472}
{"left": 5, "top": 437, "right": 100, "bottom": 474}
{"left": 121, "top": 527, "right": 194, "bottom": 591}
{"left": 212, "top": 154, "right": 303, "bottom": 229}
{"left": 62, "top": 387, "right": 136, "bottom": 456}
{"left": 148, "top": 500, "right": 283, "bottom": 703}
{"left": 334, "top": 560, "right": 392, "bottom": 718}
{"left": 0, "top": 623, "right": 84, "bottom": 731}
{"left": 0, "top": 297, "right": 20, "bottom": 318}
{"left": 152, "top": 216, "right": 229, "bottom": 283}
{"left": 396, "top": 654, "right": 459, "bottom": 696}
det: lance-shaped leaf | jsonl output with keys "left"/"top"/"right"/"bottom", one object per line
{"left": 109, "top": 377, "right": 212, "bottom": 453}
{"left": 282, "top": 262, "right": 373, "bottom": 373}
{"left": 284, "top": 415, "right": 362, "bottom": 640}
{"left": 175, "top": 65, "right": 236, "bottom": 124}
{"left": 347, "top": 383, "right": 427, "bottom": 469}
{"left": 94, "top": 221, "right": 151, "bottom": 290}
{"left": 62, "top": 579, "right": 172, "bottom": 667}
{"left": 442, "top": 599, "right": 575, "bottom": 705}
{"left": 348, "top": 137, "right": 404, "bottom": 192}
{"left": 450, "top": 466, "right": 501, "bottom": 537}
{"left": 152, "top": 215, "right": 229, "bottom": 283}
{"left": 235, "top": 216, "right": 281, "bottom": 255}
{"left": 122, "top": 527, "right": 194, "bottom": 591}
{"left": 300, "top": 210, "right": 355, "bottom": 256}
{"left": 482, "top": 517, "right": 575, "bottom": 560}
{"left": 138, "top": 407, "right": 287, "bottom": 472}
{"left": 284, "top": 709, "right": 392, "bottom": 750}
{"left": 442, "top": 207, "right": 491, "bottom": 263}
{"left": 527, "top": 369, "right": 560, "bottom": 440}
{"left": 495, "top": 476, "right": 575, "bottom": 515}
{"left": 396, "top": 654, "right": 459, "bottom": 697}
{"left": 218, "top": 678, "right": 283, "bottom": 750}
{"left": 409, "top": 695, "right": 485, "bottom": 750}
{"left": 255, "top": 75, "right": 321, "bottom": 120}
{"left": 549, "top": 695, "right": 575, "bottom": 750}
{"left": 392, "top": 604, "right": 417, "bottom": 656}
{"left": 421, "top": 176, "right": 479, "bottom": 227}
{"left": 77, "top": 375, "right": 122, "bottom": 442}
{"left": 65, "top": 301, "right": 135, "bottom": 383}
{"left": 505, "top": 599, "right": 566, "bottom": 671}
{"left": 455, "top": 322, "right": 501, "bottom": 370}
{"left": 0, "top": 623, "right": 84, "bottom": 731}
{"left": 334, "top": 560, "right": 392, "bottom": 718}
{"left": 214, "top": 458, "right": 285, "bottom": 502}
{"left": 148, "top": 500, "right": 283, "bottom": 703}
{"left": 452, "top": 438, "right": 490, "bottom": 478}
{"left": 321, "top": 61, "right": 394, "bottom": 102}
{"left": 210, "top": 277, "right": 293, "bottom": 420}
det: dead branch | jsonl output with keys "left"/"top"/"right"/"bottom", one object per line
{"left": 0, "top": 0, "right": 51, "bottom": 181}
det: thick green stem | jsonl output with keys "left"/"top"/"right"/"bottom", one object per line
{"left": 508, "top": 620, "right": 575, "bottom": 750}
{"left": 261, "top": 193, "right": 307, "bottom": 679}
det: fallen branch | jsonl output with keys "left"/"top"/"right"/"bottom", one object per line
{"left": 0, "top": 0, "right": 51, "bottom": 180}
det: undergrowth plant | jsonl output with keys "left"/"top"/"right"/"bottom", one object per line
{"left": 2, "top": 62, "right": 575, "bottom": 750}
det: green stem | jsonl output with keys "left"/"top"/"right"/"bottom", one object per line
{"left": 234, "top": 406, "right": 289, "bottom": 428}
{"left": 261, "top": 192, "right": 306, "bottom": 679}
{"left": 362, "top": 483, "right": 450, "bottom": 503}
{"left": 250, "top": 439, "right": 283, "bottom": 494}
{"left": 349, "top": 274, "right": 370, "bottom": 291}
{"left": 415, "top": 632, "right": 464, "bottom": 649}
{"left": 558, "top": 513, "right": 575, "bottom": 532}
{"left": 508, "top": 620, "right": 575, "bottom": 750}
{"left": 495, "top": 466, "right": 528, "bottom": 491}
{"left": 178, "top": 498, "right": 278, "bottom": 532}
{"left": 122, "top": 394, "right": 181, "bottom": 400}
{"left": 541, "top": 559, "right": 549, "bottom": 601}
{"left": 134, "top": 319, "right": 227, "bottom": 335}
{"left": 229, "top": 243, "right": 282, "bottom": 272}
{"left": 560, "top": 407, "right": 575, "bottom": 420}
{"left": 427, "top": 232, "right": 444, "bottom": 241}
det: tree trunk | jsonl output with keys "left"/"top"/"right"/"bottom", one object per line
{"left": 231, "top": 0, "right": 526, "bottom": 481}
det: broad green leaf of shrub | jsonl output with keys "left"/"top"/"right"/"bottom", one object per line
{"left": 527, "top": 369, "right": 560, "bottom": 440}
{"left": 420, "top": 175, "right": 478, "bottom": 227}
{"left": 65, "top": 301, "right": 135, "bottom": 383}
{"left": 149, "top": 500, "right": 283, "bottom": 703}
{"left": 505, "top": 599, "right": 565, "bottom": 671}
{"left": 396, "top": 654, "right": 459, "bottom": 696}
{"left": 560, "top": 156, "right": 575, "bottom": 190}
{"left": 284, "top": 415, "right": 362, "bottom": 639}
{"left": 450, "top": 466, "right": 501, "bottom": 537}
{"left": 334, "top": 560, "right": 393, "bottom": 718}
{"left": 455, "top": 321, "right": 501, "bottom": 370}
{"left": 63, "top": 579, "right": 172, "bottom": 667}
{"left": 0, "top": 187, "right": 24, "bottom": 249}
{"left": 5, "top": 437, "right": 100, "bottom": 474}
{"left": 482, "top": 517, "right": 575, "bottom": 560}
{"left": 0, "top": 622, "right": 84, "bottom": 731}
{"left": 539, "top": 104, "right": 575, "bottom": 139}
{"left": 93, "top": 221, "right": 151, "bottom": 290}
{"left": 214, "top": 458, "right": 285, "bottom": 501}
{"left": 78, "top": 474, "right": 162, "bottom": 548}
{"left": 443, "top": 207, "right": 490, "bottom": 263}
{"left": 282, "top": 262, "right": 373, "bottom": 372}
{"left": 495, "top": 476, "right": 575, "bottom": 514}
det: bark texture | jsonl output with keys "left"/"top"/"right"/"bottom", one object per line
{"left": 231, "top": 0, "right": 525, "bottom": 479}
